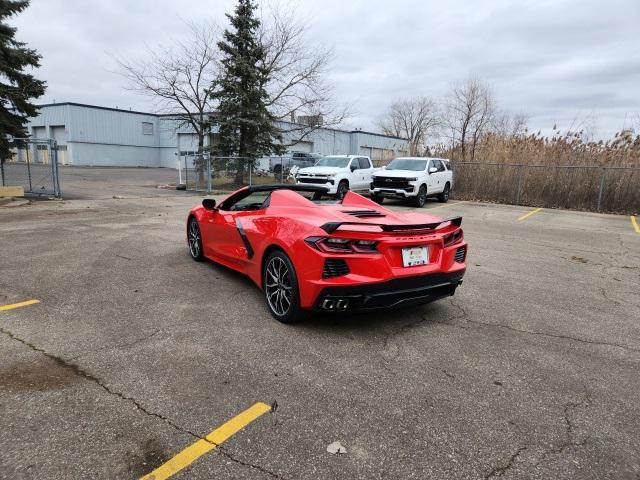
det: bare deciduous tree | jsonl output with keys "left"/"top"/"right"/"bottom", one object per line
{"left": 116, "top": 21, "right": 220, "bottom": 155}
{"left": 257, "top": 7, "right": 348, "bottom": 146}
{"left": 376, "top": 97, "right": 439, "bottom": 156}
{"left": 445, "top": 77, "right": 495, "bottom": 160}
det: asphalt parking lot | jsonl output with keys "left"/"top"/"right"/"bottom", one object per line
{"left": 1, "top": 174, "right": 639, "bottom": 479}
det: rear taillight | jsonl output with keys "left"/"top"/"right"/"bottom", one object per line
{"left": 305, "top": 236, "right": 378, "bottom": 254}
{"left": 443, "top": 229, "right": 464, "bottom": 247}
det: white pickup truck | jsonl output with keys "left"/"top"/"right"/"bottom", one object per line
{"left": 295, "top": 155, "right": 378, "bottom": 198}
{"left": 370, "top": 157, "right": 453, "bottom": 207}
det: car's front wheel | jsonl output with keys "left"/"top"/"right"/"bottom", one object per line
{"left": 413, "top": 185, "right": 427, "bottom": 208}
{"left": 371, "top": 194, "right": 384, "bottom": 204}
{"left": 336, "top": 180, "right": 349, "bottom": 200}
{"left": 263, "top": 250, "right": 305, "bottom": 323}
{"left": 188, "top": 217, "right": 204, "bottom": 261}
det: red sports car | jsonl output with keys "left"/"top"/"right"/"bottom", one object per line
{"left": 187, "top": 185, "right": 466, "bottom": 323}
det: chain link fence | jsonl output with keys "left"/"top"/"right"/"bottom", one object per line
{"left": 451, "top": 162, "right": 639, "bottom": 214}
{"left": 179, "top": 154, "right": 296, "bottom": 193}
{"left": 1, "top": 138, "right": 62, "bottom": 197}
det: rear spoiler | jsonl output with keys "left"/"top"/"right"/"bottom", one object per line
{"left": 320, "top": 216, "right": 462, "bottom": 234}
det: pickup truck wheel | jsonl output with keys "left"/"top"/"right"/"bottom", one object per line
{"left": 371, "top": 194, "right": 384, "bottom": 205}
{"left": 413, "top": 185, "right": 427, "bottom": 208}
{"left": 337, "top": 180, "right": 349, "bottom": 200}
{"left": 438, "top": 183, "right": 450, "bottom": 203}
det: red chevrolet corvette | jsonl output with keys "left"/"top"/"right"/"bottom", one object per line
{"left": 186, "top": 185, "right": 467, "bottom": 323}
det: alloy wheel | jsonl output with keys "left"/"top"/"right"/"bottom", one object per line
{"left": 188, "top": 219, "right": 201, "bottom": 258}
{"left": 265, "top": 256, "right": 293, "bottom": 316}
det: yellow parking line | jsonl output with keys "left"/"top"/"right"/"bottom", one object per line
{"left": 427, "top": 201, "right": 466, "bottom": 210}
{"left": 518, "top": 207, "right": 543, "bottom": 221}
{"left": 140, "top": 402, "right": 272, "bottom": 480}
{"left": 631, "top": 216, "right": 640, "bottom": 234}
{"left": 0, "top": 299, "right": 40, "bottom": 312}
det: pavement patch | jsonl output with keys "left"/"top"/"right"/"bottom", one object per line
{"left": 139, "top": 402, "right": 272, "bottom": 480}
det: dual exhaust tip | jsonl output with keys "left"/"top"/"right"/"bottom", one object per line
{"left": 321, "top": 298, "right": 349, "bottom": 311}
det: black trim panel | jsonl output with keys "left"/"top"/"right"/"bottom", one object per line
{"left": 314, "top": 270, "right": 465, "bottom": 312}
{"left": 235, "top": 219, "right": 254, "bottom": 259}
{"left": 320, "top": 216, "right": 462, "bottom": 234}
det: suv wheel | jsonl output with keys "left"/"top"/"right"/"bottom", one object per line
{"left": 438, "top": 183, "right": 450, "bottom": 203}
{"left": 413, "top": 185, "right": 427, "bottom": 208}
{"left": 337, "top": 181, "right": 349, "bottom": 200}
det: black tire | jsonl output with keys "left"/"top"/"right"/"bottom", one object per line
{"left": 263, "top": 250, "right": 305, "bottom": 323}
{"left": 371, "top": 194, "right": 384, "bottom": 205}
{"left": 336, "top": 180, "right": 349, "bottom": 200}
{"left": 413, "top": 185, "right": 427, "bottom": 208}
{"left": 438, "top": 183, "right": 450, "bottom": 203}
{"left": 188, "top": 217, "right": 204, "bottom": 261}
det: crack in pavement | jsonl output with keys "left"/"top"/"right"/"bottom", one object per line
{"left": 484, "top": 388, "right": 593, "bottom": 478}
{"left": 536, "top": 388, "right": 593, "bottom": 465}
{"left": 67, "top": 329, "right": 163, "bottom": 361}
{"left": 0, "top": 326, "right": 284, "bottom": 479}
{"left": 427, "top": 299, "right": 640, "bottom": 354}
{"left": 484, "top": 446, "right": 527, "bottom": 479}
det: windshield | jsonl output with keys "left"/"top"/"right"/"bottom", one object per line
{"left": 386, "top": 159, "right": 428, "bottom": 171}
{"left": 315, "top": 156, "right": 350, "bottom": 168}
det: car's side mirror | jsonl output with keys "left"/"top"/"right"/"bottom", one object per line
{"left": 202, "top": 198, "right": 217, "bottom": 210}
{"left": 350, "top": 165, "right": 357, "bottom": 172}
{"left": 428, "top": 167, "right": 438, "bottom": 174}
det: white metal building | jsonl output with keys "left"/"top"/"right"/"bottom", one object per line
{"left": 26, "top": 103, "right": 408, "bottom": 168}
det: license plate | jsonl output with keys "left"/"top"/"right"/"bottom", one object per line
{"left": 402, "top": 246, "right": 429, "bottom": 267}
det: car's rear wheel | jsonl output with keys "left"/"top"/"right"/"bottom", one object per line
{"left": 438, "top": 183, "right": 450, "bottom": 203}
{"left": 413, "top": 185, "right": 427, "bottom": 208}
{"left": 371, "top": 194, "right": 384, "bottom": 204}
{"left": 263, "top": 250, "right": 305, "bottom": 323}
{"left": 188, "top": 217, "right": 204, "bottom": 261}
{"left": 337, "top": 180, "right": 349, "bottom": 200}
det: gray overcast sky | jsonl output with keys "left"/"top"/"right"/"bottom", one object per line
{"left": 11, "top": 0, "right": 640, "bottom": 138}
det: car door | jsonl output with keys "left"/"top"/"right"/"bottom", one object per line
{"left": 201, "top": 192, "right": 269, "bottom": 264}
{"left": 427, "top": 160, "right": 439, "bottom": 193}
{"left": 358, "top": 157, "right": 372, "bottom": 190}
{"left": 348, "top": 158, "right": 362, "bottom": 189}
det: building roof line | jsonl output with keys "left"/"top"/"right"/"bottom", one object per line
{"left": 35, "top": 102, "right": 408, "bottom": 140}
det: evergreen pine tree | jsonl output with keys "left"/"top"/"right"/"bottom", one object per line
{"left": 212, "top": 0, "right": 284, "bottom": 184}
{"left": 0, "top": 0, "right": 45, "bottom": 162}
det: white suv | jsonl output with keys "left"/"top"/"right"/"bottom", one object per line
{"left": 370, "top": 157, "right": 453, "bottom": 207}
{"left": 296, "top": 155, "right": 379, "bottom": 198}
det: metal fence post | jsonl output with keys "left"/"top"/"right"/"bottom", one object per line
{"left": 206, "top": 154, "right": 212, "bottom": 194}
{"left": 184, "top": 156, "right": 188, "bottom": 188}
{"left": 248, "top": 158, "right": 252, "bottom": 187}
{"left": 515, "top": 165, "right": 524, "bottom": 205}
{"left": 51, "top": 140, "right": 61, "bottom": 197}
{"left": 0, "top": 159, "right": 4, "bottom": 186}
{"left": 596, "top": 168, "right": 606, "bottom": 212}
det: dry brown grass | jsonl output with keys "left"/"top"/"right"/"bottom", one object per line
{"left": 432, "top": 129, "right": 640, "bottom": 214}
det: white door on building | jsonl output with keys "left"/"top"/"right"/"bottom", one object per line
{"left": 51, "top": 125, "right": 69, "bottom": 165}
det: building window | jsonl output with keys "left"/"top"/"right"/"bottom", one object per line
{"left": 142, "top": 122, "right": 154, "bottom": 135}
